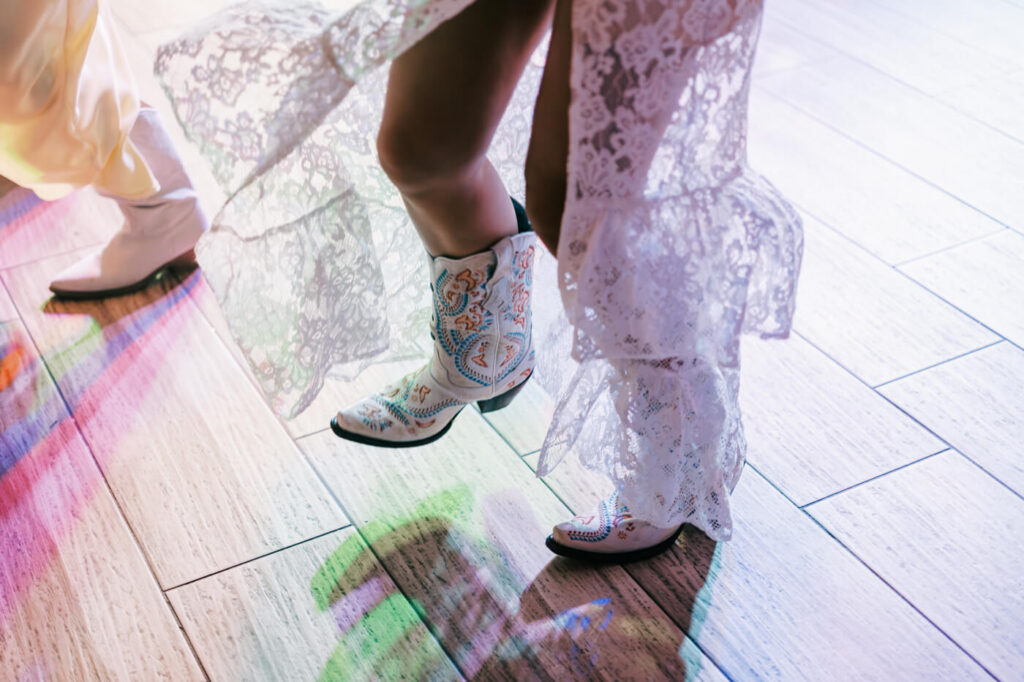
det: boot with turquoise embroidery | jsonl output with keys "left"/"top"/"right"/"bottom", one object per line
{"left": 545, "top": 491, "right": 686, "bottom": 563}
{"left": 331, "top": 199, "right": 536, "bottom": 447}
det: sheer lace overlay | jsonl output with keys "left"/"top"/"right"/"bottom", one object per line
{"left": 156, "top": 0, "right": 802, "bottom": 540}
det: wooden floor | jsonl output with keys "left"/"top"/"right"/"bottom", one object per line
{"left": 2, "top": 1, "right": 1022, "bottom": 679}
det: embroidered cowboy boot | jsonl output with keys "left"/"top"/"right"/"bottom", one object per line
{"left": 545, "top": 491, "right": 685, "bottom": 563}
{"left": 49, "top": 108, "right": 209, "bottom": 298}
{"left": 331, "top": 200, "right": 537, "bottom": 447}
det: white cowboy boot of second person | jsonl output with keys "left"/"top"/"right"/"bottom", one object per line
{"left": 49, "top": 107, "right": 209, "bottom": 298}
{"left": 332, "top": 202, "right": 536, "bottom": 447}
{"left": 546, "top": 491, "right": 686, "bottom": 563}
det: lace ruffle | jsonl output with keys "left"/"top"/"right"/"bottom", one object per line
{"left": 534, "top": 172, "right": 801, "bottom": 535}
{"left": 156, "top": 0, "right": 802, "bottom": 541}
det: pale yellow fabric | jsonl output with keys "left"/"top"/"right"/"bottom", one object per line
{"left": 0, "top": 0, "right": 157, "bottom": 200}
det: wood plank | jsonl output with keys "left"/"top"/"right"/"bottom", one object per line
{"left": 479, "top": 378, "right": 554, "bottom": 456}
{"left": 0, "top": 188, "right": 118, "bottom": 270}
{"left": 758, "top": 56, "right": 1024, "bottom": 230}
{"left": 808, "top": 451, "right": 1023, "bottom": 680}
{"left": 173, "top": 270, "right": 273, "bottom": 401}
{"left": 792, "top": 216, "right": 997, "bottom": 386}
{"left": 168, "top": 527, "right": 462, "bottom": 681}
{"left": 868, "top": 0, "right": 1024, "bottom": 68}
{"left": 300, "top": 412, "right": 727, "bottom": 680}
{"left": 748, "top": 90, "right": 1005, "bottom": 264}
{"left": 938, "top": 69, "right": 1024, "bottom": 144}
{"left": 181, "top": 265, "right": 429, "bottom": 439}
{"left": 0, "top": 321, "right": 203, "bottom": 681}
{"left": 285, "top": 359, "right": 429, "bottom": 439}
{"left": 3, "top": 251, "right": 348, "bottom": 588}
{"left": 0, "top": 283, "right": 16, "bottom": 322}
{"left": 880, "top": 342, "right": 1024, "bottom": 496}
{"left": 523, "top": 453, "right": 987, "bottom": 680}
{"left": 770, "top": 0, "right": 1013, "bottom": 94}
{"left": 900, "top": 230, "right": 1024, "bottom": 347}
{"left": 752, "top": 10, "right": 839, "bottom": 78}
{"left": 740, "top": 334, "right": 944, "bottom": 505}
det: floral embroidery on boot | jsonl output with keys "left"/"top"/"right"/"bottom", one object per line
{"left": 332, "top": 215, "right": 537, "bottom": 447}
{"left": 548, "top": 492, "right": 685, "bottom": 562}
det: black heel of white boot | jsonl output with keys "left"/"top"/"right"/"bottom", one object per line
{"left": 477, "top": 374, "right": 531, "bottom": 413}
{"left": 331, "top": 196, "right": 537, "bottom": 448}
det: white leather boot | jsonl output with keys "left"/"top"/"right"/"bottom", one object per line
{"left": 546, "top": 492, "right": 685, "bottom": 563}
{"left": 49, "top": 108, "right": 209, "bottom": 298}
{"left": 331, "top": 201, "right": 537, "bottom": 447}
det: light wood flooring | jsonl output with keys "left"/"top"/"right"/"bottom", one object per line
{"left": 1, "top": 1, "right": 1022, "bottom": 679}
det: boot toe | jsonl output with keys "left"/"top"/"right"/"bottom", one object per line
{"left": 551, "top": 521, "right": 576, "bottom": 544}
{"left": 49, "top": 253, "right": 105, "bottom": 294}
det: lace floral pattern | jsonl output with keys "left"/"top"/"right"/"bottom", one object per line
{"left": 537, "top": 0, "right": 801, "bottom": 537}
{"left": 156, "top": 0, "right": 802, "bottom": 540}
{"left": 156, "top": 0, "right": 476, "bottom": 414}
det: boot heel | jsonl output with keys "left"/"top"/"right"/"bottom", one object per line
{"left": 478, "top": 375, "right": 530, "bottom": 414}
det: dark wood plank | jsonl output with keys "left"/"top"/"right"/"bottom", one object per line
{"left": 301, "top": 412, "right": 728, "bottom": 681}
{"left": 169, "top": 527, "right": 463, "bottom": 681}
{"left": 524, "top": 453, "right": 989, "bottom": 680}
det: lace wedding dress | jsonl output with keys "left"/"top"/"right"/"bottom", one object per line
{"left": 156, "top": 0, "right": 802, "bottom": 541}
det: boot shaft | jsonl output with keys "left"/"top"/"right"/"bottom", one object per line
{"left": 428, "top": 231, "right": 537, "bottom": 395}
{"left": 102, "top": 108, "right": 209, "bottom": 237}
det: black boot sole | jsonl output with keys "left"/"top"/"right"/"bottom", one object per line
{"left": 49, "top": 251, "right": 198, "bottom": 300}
{"left": 544, "top": 524, "right": 685, "bottom": 564}
{"left": 331, "top": 375, "right": 531, "bottom": 448}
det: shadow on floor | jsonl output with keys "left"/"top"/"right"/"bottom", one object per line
{"left": 310, "top": 485, "right": 719, "bottom": 680}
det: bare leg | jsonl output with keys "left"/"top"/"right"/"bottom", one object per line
{"left": 525, "top": 0, "right": 572, "bottom": 254}
{"left": 378, "top": 0, "right": 554, "bottom": 257}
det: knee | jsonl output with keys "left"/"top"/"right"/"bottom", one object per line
{"left": 376, "top": 119, "right": 486, "bottom": 194}
{"left": 524, "top": 152, "right": 566, "bottom": 254}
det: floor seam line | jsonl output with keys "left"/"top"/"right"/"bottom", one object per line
{"left": 800, "top": 449, "right": 950, "bottom": 509}
{"left": 748, "top": 465, "right": 999, "bottom": 680}
{"left": 515, "top": 456, "right": 735, "bottom": 682}
{"left": 0, "top": 275, "right": 213, "bottom": 680}
{"left": 163, "top": 523, "right": 355, "bottom": 592}
{"left": 290, "top": 441, "right": 470, "bottom": 680}
{"left": 871, "top": 340, "right": 1006, "bottom": 389}
{"left": 768, "top": 12, "right": 1024, "bottom": 144}
{"left": 755, "top": 86, "right": 1021, "bottom": 233}
{"left": 892, "top": 228, "right": 1011, "bottom": 268}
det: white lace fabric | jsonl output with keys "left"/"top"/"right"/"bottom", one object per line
{"left": 156, "top": 0, "right": 802, "bottom": 541}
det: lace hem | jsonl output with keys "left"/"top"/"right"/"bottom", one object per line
{"left": 155, "top": 0, "right": 804, "bottom": 541}
{"left": 535, "top": 169, "right": 801, "bottom": 538}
